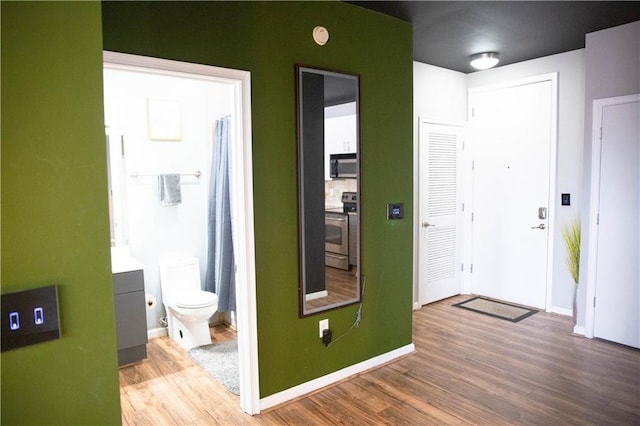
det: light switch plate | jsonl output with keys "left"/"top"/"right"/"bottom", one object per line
{"left": 1, "top": 285, "right": 61, "bottom": 352}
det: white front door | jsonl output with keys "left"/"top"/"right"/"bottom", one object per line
{"left": 468, "top": 76, "right": 556, "bottom": 309}
{"left": 418, "top": 121, "right": 464, "bottom": 305}
{"left": 592, "top": 96, "right": 640, "bottom": 349}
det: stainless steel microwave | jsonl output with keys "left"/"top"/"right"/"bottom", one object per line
{"left": 329, "top": 153, "right": 357, "bottom": 178}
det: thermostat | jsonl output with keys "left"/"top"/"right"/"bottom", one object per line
{"left": 1, "top": 285, "right": 61, "bottom": 352}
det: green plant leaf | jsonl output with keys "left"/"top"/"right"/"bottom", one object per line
{"left": 561, "top": 218, "right": 581, "bottom": 284}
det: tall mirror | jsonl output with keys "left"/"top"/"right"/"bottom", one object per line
{"left": 296, "top": 65, "right": 360, "bottom": 317}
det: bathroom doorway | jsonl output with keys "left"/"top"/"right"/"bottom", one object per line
{"left": 103, "top": 52, "right": 259, "bottom": 414}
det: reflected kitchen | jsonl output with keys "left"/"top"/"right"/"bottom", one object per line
{"left": 325, "top": 189, "right": 357, "bottom": 271}
{"left": 308, "top": 101, "right": 359, "bottom": 310}
{"left": 324, "top": 114, "right": 358, "bottom": 271}
{"left": 323, "top": 102, "right": 357, "bottom": 276}
{"left": 297, "top": 66, "right": 360, "bottom": 316}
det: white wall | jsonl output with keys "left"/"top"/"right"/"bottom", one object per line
{"left": 414, "top": 49, "right": 586, "bottom": 313}
{"left": 578, "top": 21, "right": 640, "bottom": 330}
{"left": 103, "top": 68, "right": 234, "bottom": 330}
{"left": 414, "top": 62, "right": 468, "bottom": 124}
{"left": 412, "top": 62, "right": 467, "bottom": 305}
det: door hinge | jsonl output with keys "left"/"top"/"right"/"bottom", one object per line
{"left": 461, "top": 203, "right": 465, "bottom": 212}
{"left": 471, "top": 107, "right": 475, "bottom": 118}
{"left": 599, "top": 127, "right": 603, "bottom": 141}
{"left": 471, "top": 212, "right": 474, "bottom": 222}
{"left": 461, "top": 264, "right": 464, "bottom": 272}
{"left": 593, "top": 297, "right": 596, "bottom": 308}
{"left": 120, "top": 135, "right": 125, "bottom": 158}
{"left": 470, "top": 264, "right": 474, "bottom": 273}
{"left": 596, "top": 213, "right": 600, "bottom": 225}
{"left": 472, "top": 160, "right": 475, "bottom": 171}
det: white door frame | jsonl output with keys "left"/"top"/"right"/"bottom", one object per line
{"left": 465, "top": 73, "right": 558, "bottom": 311}
{"left": 103, "top": 51, "right": 260, "bottom": 414}
{"left": 584, "top": 93, "right": 640, "bottom": 338}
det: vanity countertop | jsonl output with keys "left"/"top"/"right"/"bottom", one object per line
{"left": 111, "top": 246, "right": 145, "bottom": 274}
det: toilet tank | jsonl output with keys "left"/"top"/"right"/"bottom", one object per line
{"left": 159, "top": 258, "right": 202, "bottom": 299}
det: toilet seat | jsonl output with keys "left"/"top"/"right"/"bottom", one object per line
{"left": 174, "top": 291, "right": 218, "bottom": 309}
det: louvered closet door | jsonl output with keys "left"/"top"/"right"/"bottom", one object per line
{"left": 418, "top": 121, "right": 464, "bottom": 305}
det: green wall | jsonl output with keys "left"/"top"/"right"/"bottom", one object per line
{"left": 1, "top": 2, "right": 122, "bottom": 424}
{"left": 102, "top": 1, "right": 414, "bottom": 398}
{"left": 2, "top": 1, "right": 412, "bottom": 421}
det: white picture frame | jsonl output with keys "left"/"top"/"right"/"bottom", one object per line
{"left": 147, "top": 98, "right": 182, "bottom": 141}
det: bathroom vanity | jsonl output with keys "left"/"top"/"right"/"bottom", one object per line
{"left": 111, "top": 248, "right": 148, "bottom": 366}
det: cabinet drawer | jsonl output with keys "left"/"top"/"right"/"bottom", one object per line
{"left": 113, "top": 270, "right": 144, "bottom": 294}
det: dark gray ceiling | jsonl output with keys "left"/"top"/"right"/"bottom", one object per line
{"left": 345, "top": 1, "right": 640, "bottom": 73}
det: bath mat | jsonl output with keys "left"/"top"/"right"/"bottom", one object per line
{"left": 188, "top": 340, "right": 239, "bottom": 395}
{"left": 453, "top": 296, "right": 538, "bottom": 322}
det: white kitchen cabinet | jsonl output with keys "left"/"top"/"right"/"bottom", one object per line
{"left": 324, "top": 102, "right": 357, "bottom": 180}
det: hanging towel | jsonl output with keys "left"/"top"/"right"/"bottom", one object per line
{"left": 158, "top": 174, "right": 182, "bottom": 206}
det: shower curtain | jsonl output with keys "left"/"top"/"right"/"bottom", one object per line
{"left": 205, "top": 116, "right": 236, "bottom": 312}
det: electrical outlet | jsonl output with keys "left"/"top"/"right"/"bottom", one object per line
{"left": 319, "top": 319, "right": 329, "bottom": 338}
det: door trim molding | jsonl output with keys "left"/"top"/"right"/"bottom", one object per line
{"left": 466, "top": 73, "right": 558, "bottom": 311}
{"left": 103, "top": 51, "right": 260, "bottom": 414}
{"left": 584, "top": 93, "right": 640, "bottom": 338}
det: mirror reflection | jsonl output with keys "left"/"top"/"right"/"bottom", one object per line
{"left": 296, "top": 65, "right": 360, "bottom": 317}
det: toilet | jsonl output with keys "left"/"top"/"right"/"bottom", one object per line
{"left": 159, "top": 258, "right": 218, "bottom": 350}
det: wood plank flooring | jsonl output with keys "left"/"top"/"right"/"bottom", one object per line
{"left": 119, "top": 295, "right": 640, "bottom": 425}
{"left": 306, "top": 266, "right": 358, "bottom": 311}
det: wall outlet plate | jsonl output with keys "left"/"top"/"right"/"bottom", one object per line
{"left": 319, "top": 319, "right": 329, "bottom": 338}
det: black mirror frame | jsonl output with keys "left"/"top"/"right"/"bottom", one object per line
{"left": 295, "top": 64, "right": 362, "bottom": 317}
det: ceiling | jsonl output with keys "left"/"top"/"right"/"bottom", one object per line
{"left": 345, "top": 1, "right": 640, "bottom": 73}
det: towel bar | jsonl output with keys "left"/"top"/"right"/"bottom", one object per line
{"left": 130, "top": 171, "right": 201, "bottom": 179}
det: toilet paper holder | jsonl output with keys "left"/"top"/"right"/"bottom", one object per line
{"left": 145, "top": 294, "right": 157, "bottom": 309}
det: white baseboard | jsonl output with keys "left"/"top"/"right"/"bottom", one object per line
{"left": 148, "top": 327, "right": 167, "bottom": 339}
{"left": 573, "top": 325, "right": 585, "bottom": 336}
{"left": 413, "top": 301, "right": 421, "bottom": 310}
{"left": 550, "top": 305, "right": 573, "bottom": 317}
{"left": 259, "top": 343, "right": 415, "bottom": 411}
{"left": 305, "top": 290, "right": 328, "bottom": 301}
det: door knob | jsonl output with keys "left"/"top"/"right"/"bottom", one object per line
{"left": 422, "top": 222, "right": 435, "bottom": 228}
{"left": 531, "top": 223, "right": 546, "bottom": 230}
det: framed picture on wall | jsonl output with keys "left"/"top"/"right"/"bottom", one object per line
{"left": 147, "top": 98, "right": 182, "bottom": 141}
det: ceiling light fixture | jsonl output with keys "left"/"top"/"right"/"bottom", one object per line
{"left": 470, "top": 52, "right": 500, "bottom": 70}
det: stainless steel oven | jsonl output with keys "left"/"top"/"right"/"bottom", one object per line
{"left": 325, "top": 212, "right": 349, "bottom": 270}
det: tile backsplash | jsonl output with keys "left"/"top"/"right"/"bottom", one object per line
{"left": 325, "top": 178, "right": 357, "bottom": 208}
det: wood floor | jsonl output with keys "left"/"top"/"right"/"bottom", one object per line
{"left": 119, "top": 295, "right": 640, "bottom": 425}
{"left": 305, "top": 266, "right": 358, "bottom": 311}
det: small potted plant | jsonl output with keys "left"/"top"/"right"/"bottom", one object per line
{"left": 562, "top": 218, "right": 580, "bottom": 322}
